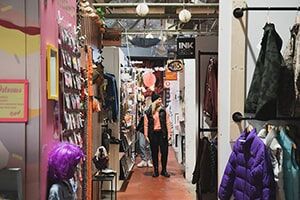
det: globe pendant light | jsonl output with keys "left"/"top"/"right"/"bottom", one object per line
{"left": 179, "top": 9, "right": 192, "bottom": 23}
{"left": 136, "top": 2, "right": 149, "bottom": 17}
{"left": 143, "top": 72, "right": 156, "bottom": 88}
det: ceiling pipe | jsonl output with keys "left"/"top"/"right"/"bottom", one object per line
{"left": 121, "top": 30, "right": 217, "bottom": 36}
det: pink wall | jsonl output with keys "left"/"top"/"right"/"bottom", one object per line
{"left": 40, "top": 0, "right": 76, "bottom": 198}
{"left": 40, "top": 0, "right": 58, "bottom": 198}
{"left": 0, "top": 0, "right": 41, "bottom": 199}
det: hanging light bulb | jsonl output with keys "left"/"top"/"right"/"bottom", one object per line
{"left": 136, "top": 3, "right": 149, "bottom": 17}
{"left": 179, "top": 9, "right": 192, "bottom": 23}
{"left": 145, "top": 32, "right": 154, "bottom": 39}
{"left": 159, "top": 31, "right": 167, "bottom": 42}
{"left": 128, "top": 35, "right": 133, "bottom": 40}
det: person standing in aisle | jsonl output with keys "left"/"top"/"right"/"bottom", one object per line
{"left": 136, "top": 98, "right": 153, "bottom": 167}
{"left": 136, "top": 112, "right": 153, "bottom": 168}
{"left": 144, "top": 93, "right": 172, "bottom": 177}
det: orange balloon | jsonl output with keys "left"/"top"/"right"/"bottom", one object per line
{"left": 143, "top": 72, "right": 156, "bottom": 87}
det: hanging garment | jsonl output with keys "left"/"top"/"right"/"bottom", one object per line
{"left": 283, "top": 24, "right": 300, "bottom": 115}
{"left": 192, "top": 136, "right": 218, "bottom": 200}
{"left": 218, "top": 128, "right": 275, "bottom": 200}
{"left": 203, "top": 58, "right": 218, "bottom": 127}
{"left": 209, "top": 138, "right": 218, "bottom": 192}
{"left": 103, "top": 73, "right": 119, "bottom": 121}
{"left": 276, "top": 127, "right": 300, "bottom": 200}
{"left": 245, "top": 23, "right": 288, "bottom": 120}
{"left": 258, "top": 128, "right": 285, "bottom": 200}
{"left": 284, "top": 125, "right": 300, "bottom": 167}
{"left": 93, "top": 65, "right": 106, "bottom": 107}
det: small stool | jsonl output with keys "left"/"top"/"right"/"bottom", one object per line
{"left": 92, "top": 171, "right": 117, "bottom": 200}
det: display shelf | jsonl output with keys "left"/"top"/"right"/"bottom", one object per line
{"left": 128, "top": 163, "right": 134, "bottom": 172}
{"left": 58, "top": 22, "right": 86, "bottom": 198}
{"left": 119, "top": 155, "right": 135, "bottom": 181}
{"left": 121, "top": 138, "right": 137, "bottom": 153}
{"left": 102, "top": 47, "right": 128, "bottom": 192}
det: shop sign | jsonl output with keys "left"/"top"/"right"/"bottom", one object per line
{"left": 167, "top": 60, "right": 184, "bottom": 72}
{"left": 0, "top": 80, "right": 29, "bottom": 122}
{"left": 177, "top": 37, "right": 195, "bottom": 59}
{"left": 165, "top": 68, "right": 177, "bottom": 81}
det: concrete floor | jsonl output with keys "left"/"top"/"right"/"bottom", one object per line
{"left": 117, "top": 148, "right": 196, "bottom": 200}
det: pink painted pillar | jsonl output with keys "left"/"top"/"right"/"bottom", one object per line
{"left": 40, "top": 0, "right": 59, "bottom": 198}
{"left": 40, "top": 0, "right": 77, "bottom": 198}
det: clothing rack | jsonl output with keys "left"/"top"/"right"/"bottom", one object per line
{"left": 198, "top": 50, "right": 218, "bottom": 139}
{"left": 199, "top": 128, "right": 218, "bottom": 132}
{"left": 232, "top": 111, "right": 300, "bottom": 122}
{"left": 232, "top": 8, "right": 300, "bottom": 122}
{"left": 233, "top": 7, "right": 300, "bottom": 18}
{"left": 198, "top": 50, "right": 218, "bottom": 56}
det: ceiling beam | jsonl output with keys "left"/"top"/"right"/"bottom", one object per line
{"left": 93, "top": 2, "right": 218, "bottom": 19}
{"left": 93, "top": 3, "right": 219, "bottom": 8}
{"left": 107, "top": 7, "right": 165, "bottom": 15}
{"left": 121, "top": 29, "right": 217, "bottom": 35}
{"left": 102, "top": 13, "right": 218, "bottom": 19}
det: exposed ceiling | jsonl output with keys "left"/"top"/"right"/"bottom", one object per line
{"left": 92, "top": 0, "right": 219, "bottom": 57}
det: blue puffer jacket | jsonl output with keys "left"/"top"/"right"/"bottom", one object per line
{"left": 218, "top": 129, "right": 276, "bottom": 200}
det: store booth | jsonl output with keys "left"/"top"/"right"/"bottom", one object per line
{"left": 3, "top": 0, "right": 300, "bottom": 200}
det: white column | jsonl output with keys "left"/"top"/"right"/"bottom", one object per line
{"left": 184, "top": 59, "right": 197, "bottom": 182}
{"left": 218, "top": 0, "right": 234, "bottom": 186}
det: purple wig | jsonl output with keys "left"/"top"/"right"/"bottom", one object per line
{"left": 48, "top": 142, "right": 84, "bottom": 182}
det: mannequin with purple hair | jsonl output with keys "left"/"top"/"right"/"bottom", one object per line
{"left": 47, "top": 142, "right": 84, "bottom": 200}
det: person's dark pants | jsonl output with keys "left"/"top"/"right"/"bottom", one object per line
{"left": 149, "top": 130, "right": 169, "bottom": 172}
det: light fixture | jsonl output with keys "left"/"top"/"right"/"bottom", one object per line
{"left": 145, "top": 33, "right": 154, "bottom": 39}
{"left": 128, "top": 35, "right": 133, "bottom": 40}
{"left": 179, "top": 9, "right": 192, "bottom": 23}
{"left": 159, "top": 30, "right": 167, "bottom": 42}
{"left": 136, "top": 3, "right": 149, "bottom": 17}
{"left": 159, "top": 35, "right": 167, "bottom": 42}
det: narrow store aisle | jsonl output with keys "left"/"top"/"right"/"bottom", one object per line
{"left": 117, "top": 148, "right": 195, "bottom": 200}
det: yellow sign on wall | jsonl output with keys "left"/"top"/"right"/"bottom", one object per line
{"left": 0, "top": 80, "right": 28, "bottom": 122}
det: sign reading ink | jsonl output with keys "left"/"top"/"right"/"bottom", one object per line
{"left": 177, "top": 37, "right": 195, "bottom": 59}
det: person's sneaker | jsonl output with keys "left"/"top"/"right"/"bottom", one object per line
{"left": 137, "top": 160, "right": 147, "bottom": 168}
{"left": 161, "top": 171, "right": 170, "bottom": 178}
{"left": 147, "top": 160, "right": 153, "bottom": 168}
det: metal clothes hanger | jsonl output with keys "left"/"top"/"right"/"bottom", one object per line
{"left": 266, "top": 0, "right": 271, "bottom": 24}
{"left": 296, "top": 1, "right": 300, "bottom": 24}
